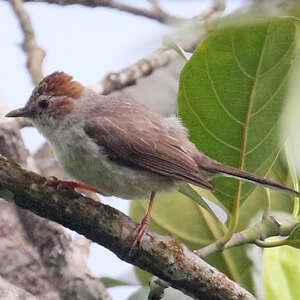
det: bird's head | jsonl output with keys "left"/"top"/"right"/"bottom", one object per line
{"left": 6, "top": 72, "right": 84, "bottom": 128}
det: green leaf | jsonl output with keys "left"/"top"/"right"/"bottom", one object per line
{"left": 178, "top": 183, "right": 222, "bottom": 219}
{"left": 237, "top": 151, "right": 294, "bottom": 231}
{"left": 131, "top": 192, "right": 225, "bottom": 248}
{"left": 131, "top": 17, "right": 300, "bottom": 295}
{"left": 134, "top": 267, "right": 152, "bottom": 286}
{"left": 130, "top": 191, "right": 254, "bottom": 293}
{"left": 285, "top": 224, "right": 300, "bottom": 248}
{"left": 100, "top": 277, "right": 132, "bottom": 288}
{"left": 263, "top": 246, "right": 300, "bottom": 300}
{"left": 178, "top": 17, "right": 297, "bottom": 212}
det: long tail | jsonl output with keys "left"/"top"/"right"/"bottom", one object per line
{"left": 207, "top": 161, "right": 300, "bottom": 198}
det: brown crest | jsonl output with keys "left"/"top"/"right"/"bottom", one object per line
{"left": 36, "top": 72, "right": 84, "bottom": 99}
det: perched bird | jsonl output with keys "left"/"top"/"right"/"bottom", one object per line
{"left": 6, "top": 72, "right": 300, "bottom": 248}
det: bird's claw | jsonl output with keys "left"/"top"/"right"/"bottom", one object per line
{"left": 46, "top": 176, "right": 101, "bottom": 193}
{"left": 129, "top": 215, "right": 150, "bottom": 254}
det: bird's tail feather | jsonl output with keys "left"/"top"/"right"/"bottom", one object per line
{"left": 208, "top": 161, "right": 300, "bottom": 198}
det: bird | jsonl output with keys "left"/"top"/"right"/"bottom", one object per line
{"left": 6, "top": 71, "right": 300, "bottom": 248}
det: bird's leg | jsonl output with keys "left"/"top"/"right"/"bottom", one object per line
{"left": 46, "top": 176, "right": 101, "bottom": 194}
{"left": 132, "top": 191, "right": 156, "bottom": 249}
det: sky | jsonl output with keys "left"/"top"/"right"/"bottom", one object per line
{"left": 0, "top": 1, "right": 243, "bottom": 299}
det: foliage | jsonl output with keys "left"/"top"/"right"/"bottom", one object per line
{"left": 263, "top": 245, "right": 300, "bottom": 300}
{"left": 128, "top": 15, "right": 300, "bottom": 299}
{"left": 178, "top": 17, "right": 296, "bottom": 212}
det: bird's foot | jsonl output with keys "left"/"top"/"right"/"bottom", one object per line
{"left": 130, "top": 214, "right": 150, "bottom": 253}
{"left": 129, "top": 192, "right": 155, "bottom": 255}
{"left": 46, "top": 176, "right": 101, "bottom": 193}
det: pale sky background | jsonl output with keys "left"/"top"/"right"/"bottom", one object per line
{"left": 0, "top": 1, "right": 243, "bottom": 299}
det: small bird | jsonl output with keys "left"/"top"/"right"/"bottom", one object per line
{"left": 6, "top": 72, "right": 300, "bottom": 248}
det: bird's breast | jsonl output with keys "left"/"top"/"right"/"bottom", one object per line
{"left": 48, "top": 127, "right": 178, "bottom": 199}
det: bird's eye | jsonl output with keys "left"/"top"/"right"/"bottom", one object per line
{"left": 38, "top": 100, "right": 49, "bottom": 109}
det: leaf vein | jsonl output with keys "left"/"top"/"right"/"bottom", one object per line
{"left": 258, "top": 32, "right": 296, "bottom": 77}
{"left": 183, "top": 85, "right": 241, "bottom": 152}
{"left": 245, "top": 120, "right": 279, "bottom": 156}
{"left": 253, "top": 148, "right": 280, "bottom": 175}
{"left": 237, "top": 23, "right": 271, "bottom": 206}
{"left": 231, "top": 34, "right": 255, "bottom": 79}
{"left": 205, "top": 48, "right": 245, "bottom": 126}
{"left": 250, "top": 70, "right": 290, "bottom": 118}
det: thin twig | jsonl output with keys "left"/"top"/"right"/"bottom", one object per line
{"left": 92, "top": 49, "right": 178, "bottom": 95}
{"left": 188, "top": 0, "right": 226, "bottom": 23}
{"left": 19, "top": 0, "right": 186, "bottom": 25}
{"left": 147, "top": 0, "right": 166, "bottom": 16}
{"left": 205, "top": 0, "right": 226, "bottom": 19}
{"left": 89, "top": 3, "right": 211, "bottom": 94}
{"left": 195, "top": 216, "right": 299, "bottom": 258}
{"left": 10, "top": 0, "right": 45, "bottom": 85}
{"left": 91, "top": 19, "right": 206, "bottom": 95}
{"left": 0, "top": 155, "right": 256, "bottom": 300}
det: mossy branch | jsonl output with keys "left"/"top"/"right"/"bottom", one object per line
{"left": 0, "top": 154, "right": 255, "bottom": 300}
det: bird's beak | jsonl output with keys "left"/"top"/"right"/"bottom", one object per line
{"left": 5, "top": 107, "right": 31, "bottom": 118}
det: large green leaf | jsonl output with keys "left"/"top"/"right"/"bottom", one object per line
{"left": 263, "top": 246, "right": 300, "bottom": 300}
{"left": 178, "top": 18, "right": 297, "bottom": 212}
{"left": 130, "top": 17, "right": 300, "bottom": 295}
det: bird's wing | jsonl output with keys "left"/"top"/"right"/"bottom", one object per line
{"left": 84, "top": 116, "right": 214, "bottom": 191}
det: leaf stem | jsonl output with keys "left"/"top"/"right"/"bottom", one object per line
{"left": 254, "top": 238, "right": 286, "bottom": 248}
{"left": 195, "top": 216, "right": 299, "bottom": 258}
{"left": 285, "top": 142, "right": 299, "bottom": 217}
{"left": 263, "top": 188, "right": 271, "bottom": 220}
{"left": 219, "top": 191, "right": 240, "bottom": 246}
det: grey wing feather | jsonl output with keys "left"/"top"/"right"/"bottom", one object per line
{"left": 84, "top": 115, "right": 214, "bottom": 191}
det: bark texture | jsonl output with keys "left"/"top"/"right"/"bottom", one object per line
{"left": 0, "top": 155, "right": 255, "bottom": 300}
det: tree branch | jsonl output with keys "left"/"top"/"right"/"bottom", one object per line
{"left": 0, "top": 110, "right": 61, "bottom": 299}
{"left": 0, "top": 102, "right": 111, "bottom": 300}
{"left": 0, "top": 275, "right": 40, "bottom": 300}
{"left": 10, "top": 0, "right": 46, "bottom": 85}
{"left": 15, "top": 0, "right": 186, "bottom": 25}
{"left": 17, "top": 208, "right": 112, "bottom": 300}
{"left": 91, "top": 26, "right": 204, "bottom": 95}
{"left": 92, "top": 49, "right": 179, "bottom": 95}
{"left": 201, "top": 0, "right": 226, "bottom": 19}
{"left": 0, "top": 155, "right": 256, "bottom": 300}
{"left": 0, "top": 202, "right": 61, "bottom": 299}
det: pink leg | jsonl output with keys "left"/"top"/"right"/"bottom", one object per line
{"left": 131, "top": 191, "right": 156, "bottom": 250}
